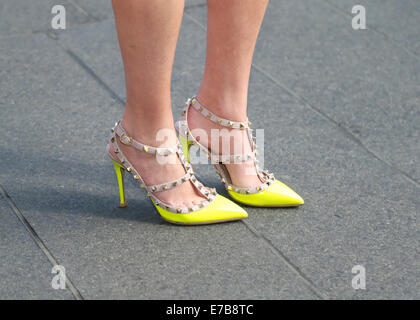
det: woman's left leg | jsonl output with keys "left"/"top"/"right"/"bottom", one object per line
{"left": 188, "top": 0, "right": 269, "bottom": 188}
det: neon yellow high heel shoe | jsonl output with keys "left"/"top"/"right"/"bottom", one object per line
{"left": 176, "top": 97, "right": 304, "bottom": 207}
{"left": 107, "top": 121, "right": 248, "bottom": 225}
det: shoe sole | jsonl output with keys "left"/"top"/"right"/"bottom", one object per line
{"left": 160, "top": 216, "right": 245, "bottom": 226}
{"left": 229, "top": 198, "right": 303, "bottom": 208}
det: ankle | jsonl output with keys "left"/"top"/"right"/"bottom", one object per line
{"left": 121, "top": 107, "right": 177, "bottom": 147}
{"left": 196, "top": 88, "right": 248, "bottom": 122}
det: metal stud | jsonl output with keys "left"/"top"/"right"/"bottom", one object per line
{"left": 163, "top": 185, "right": 168, "bottom": 190}
{"left": 240, "top": 123, "right": 245, "bottom": 129}
{"left": 115, "top": 149, "right": 119, "bottom": 154}
{"left": 206, "top": 113, "right": 212, "bottom": 119}
{"left": 217, "top": 119, "right": 222, "bottom": 124}
{"left": 192, "top": 100, "right": 197, "bottom": 105}
{"left": 177, "top": 208, "right": 182, "bottom": 213}
{"left": 111, "top": 128, "right": 114, "bottom": 133}
{"left": 227, "top": 186, "right": 232, "bottom": 191}
{"left": 173, "top": 181, "right": 178, "bottom": 187}
{"left": 143, "top": 146, "right": 149, "bottom": 152}
{"left": 133, "top": 175, "right": 139, "bottom": 180}
{"left": 127, "top": 167, "right": 132, "bottom": 172}
{"left": 151, "top": 186, "right": 157, "bottom": 192}
{"left": 246, "top": 190, "right": 251, "bottom": 194}
{"left": 228, "top": 121, "right": 233, "bottom": 128}
{"left": 248, "top": 121, "right": 252, "bottom": 126}
{"left": 182, "top": 177, "right": 187, "bottom": 183}
{"left": 111, "top": 137, "right": 115, "bottom": 142}
{"left": 256, "top": 186, "right": 261, "bottom": 191}
{"left": 140, "top": 183, "right": 145, "bottom": 188}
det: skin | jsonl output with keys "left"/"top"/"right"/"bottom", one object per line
{"left": 110, "top": 0, "right": 269, "bottom": 207}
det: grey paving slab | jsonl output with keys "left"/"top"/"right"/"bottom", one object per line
{"left": 244, "top": 73, "right": 419, "bottom": 299}
{"left": 0, "top": 33, "right": 317, "bottom": 299}
{"left": 325, "top": 0, "right": 420, "bottom": 56}
{"left": 187, "top": 1, "right": 420, "bottom": 182}
{"left": 0, "top": 193, "right": 73, "bottom": 299}
{"left": 0, "top": 0, "right": 92, "bottom": 37}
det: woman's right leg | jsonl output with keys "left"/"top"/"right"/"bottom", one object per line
{"left": 110, "top": 0, "right": 204, "bottom": 207}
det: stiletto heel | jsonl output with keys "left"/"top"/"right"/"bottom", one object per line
{"left": 179, "top": 135, "right": 192, "bottom": 162}
{"left": 106, "top": 121, "right": 247, "bottom": 225}
{"left": 177, "top": 96, "right": 304, "bottom": 207}
{"left": 113, "top": 160, "right": 127, "bottom": 207}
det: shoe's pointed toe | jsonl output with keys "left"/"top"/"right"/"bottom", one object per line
{"left": 156, "top": 194, "right": 247, "bottom": 225}
{"left": 228, "top": 180, "right": 304, "bottom": 207}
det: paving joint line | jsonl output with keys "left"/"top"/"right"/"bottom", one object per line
{"left": 66, "top": 0, "right": 100, "bottom": 23}
{"left": 241, "top": 220, "right": 328, "bottom": 300}
{"left": 0, "top": 184, "right": 84, "bottom": 300}
{"left": 65, "top": 48, "right": 126, "bottom": 106}
{"left": 251, "top": 63, "right": 419, "bottom": 188}
{"left": 44, "top": 31, "right": 125, "bottom": 106}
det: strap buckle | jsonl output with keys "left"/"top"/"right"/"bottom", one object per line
{"left": 119, "top": 133, "right": 133, "bottom": 146}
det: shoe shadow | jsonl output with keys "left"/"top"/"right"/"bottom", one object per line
{"left": 3, "top": 183, "right": 165, "bottom": 225}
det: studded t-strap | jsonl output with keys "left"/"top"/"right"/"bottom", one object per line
{"left": 178, "top": 97, "right": 276, "bottom": 195}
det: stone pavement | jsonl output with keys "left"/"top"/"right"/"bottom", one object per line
{"left": 0, "top": 0, "right": 418, "bottom": 299}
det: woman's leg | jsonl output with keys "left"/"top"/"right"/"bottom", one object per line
{"left": 189, "top": 0, "right": 269, "bottom": 187}
{"left": 111, "top": 0, "right": 204, "bottom": 206}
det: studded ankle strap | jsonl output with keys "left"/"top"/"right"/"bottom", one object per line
{"left": 187, "top": 96, "right": 251, "bottom": 130}
{"left": 113, "top": 121, "right": 178, "bottom": 156}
